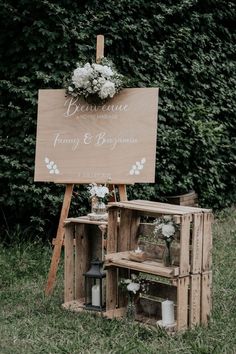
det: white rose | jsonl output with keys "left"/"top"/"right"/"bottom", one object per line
{"left": 127, "top": 282, "right": 140, "bottom": 294}
{"left": 162, "top": 223, "right": 175, "bottom": 238}
{"left": 99, "top": 81, "right": 116, "bottom": 99}
{"left": 92, "top": 64, "right": 113, "bottom": 77}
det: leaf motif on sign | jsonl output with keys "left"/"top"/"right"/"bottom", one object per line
{"left": 129, "top": 158, "right": 146, "bottom": 176}
{"left": 45, "top": 157, "right": 60, "bottom": 175}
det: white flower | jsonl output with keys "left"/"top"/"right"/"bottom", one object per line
{"left": 72, "top": 63, "right": 93, "bottom": 88}
{"left": 93, "top": 63, "right": 113, "bottom": 77}
{"left": 99, "top": 81, "right": 116, "bottom": 99}
{"left": 162, "top": 223, "right": 175, "bottom": 238}
{"left": 127, "top": 282, "right": 140, "bottom": 294}
{"left": 88, "top": 184, "right": 109, "bottom": 198}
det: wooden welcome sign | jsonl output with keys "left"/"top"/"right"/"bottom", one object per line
{"left": 34, "top": 88, "right": 159, "bottom": 184}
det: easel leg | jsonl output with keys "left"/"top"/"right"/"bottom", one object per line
{"left": 45, "top": 183, "right": 74, "bottom": 296}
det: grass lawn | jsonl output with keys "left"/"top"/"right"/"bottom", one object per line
{"left": 1, "top": 208, "right": 236, "bottom": 354}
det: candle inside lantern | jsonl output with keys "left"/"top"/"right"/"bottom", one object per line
{"left": 161, "top": 299, "right": 175, "bottom": 325}
{"left": 92, "top": 284, "right": 100, "bottom": 307}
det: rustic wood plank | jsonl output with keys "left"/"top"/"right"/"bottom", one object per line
{"left": 179, "top": 214, "right": 191, "bottom": 276}
{"left": 45, "top": 183, "right": 74, "bottom": 296}
{"left": 130, "top": 212, "right": 140, "bottom": 250}
{"left": 108, "top": 201, "right": 195, "bottom": 216}
{"left": 106, "top": 268, "right": 118, "bottom": 311}
{"left": 119, "top": 209, "right": 132, "bottom": 251}
{"left": 122, "top": 199, "right": 211, "bottom": 213}
{"left": 107, "top": 209, "right": 118, "bottom": 254}
{"left": 189, "top": 274, "right": 201, "bottom": 327}
{"left": 201, "top": 271, "right": 212, "bottom": 325}
{"left": 202, "top": 213, "right": 213, "bottom": 271}
{"left": 64, "top": 224, "right": 75, "bottom": 302}
{"left": 74, "top": 224, "right": 90, "bottom": 300}
{"left": 191, "top": 213, "right": 203, "bottom": 274}
{"left": 105, "top": 252, "right": 179, "bottom": 277}
{"left": 65, "top": 216, "right": 108, "bottom": 226}
{"left": 176, "top": 276, "right": 189, "bottom": 331}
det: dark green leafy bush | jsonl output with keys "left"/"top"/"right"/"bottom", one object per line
{"left": 0, "top": 0, "right": 235, "bottom": 241}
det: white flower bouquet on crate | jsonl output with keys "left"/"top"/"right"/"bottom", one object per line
{"left": 66, "top": 58, "right": 124, "bottom": 104}
{"left": 154, "top": 216, "right": 179, "bottom": 267}
{"left": 87, "top": 183, "right": 110, "bottom": 221}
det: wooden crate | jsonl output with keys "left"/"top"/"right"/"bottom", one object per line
{"left": 106, "top": 200, "right": 212, "bottom": 277}
{"left": 105, "top": 200, "right": 213, "bottom": 331}
{"left": 64, "top": 217, "right": 107, "bottom": 303}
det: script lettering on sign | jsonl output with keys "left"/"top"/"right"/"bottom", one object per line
{"left": 34, "top": 88, "right": 158, "bottom": 184}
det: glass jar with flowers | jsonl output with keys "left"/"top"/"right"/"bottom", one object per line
{"left": 87, "top": 183, "right": 110, "bottom": 220}
{"left": 154, "top": 216, "right": 178, "bottom": 267}
{"left": 119, "top": 273, "right": 147, "bottom": 320}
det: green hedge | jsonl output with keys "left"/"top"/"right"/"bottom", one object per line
{"left": 0, "top": 0, "right": 235, "bottom": 241}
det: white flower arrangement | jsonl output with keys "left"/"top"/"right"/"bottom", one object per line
{"left": 88, "top": 183, "right": 109, "bottom": 200}
{"left": 154, "top": 215, "right": 178, "bottom": 242}
{"left": 119, "top": 273, "right": 147, "bottom": 295}
{"left": 66, "top": 58, "right": 124, "bottom": 104}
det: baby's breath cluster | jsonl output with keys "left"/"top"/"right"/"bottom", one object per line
{"left": 66, "top": 58, "right": 124, "bottom": 103}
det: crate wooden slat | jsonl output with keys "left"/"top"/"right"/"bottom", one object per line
{"left": 179, "top": 214, "right": 191, "bottom": 276}
{"left": 202, "top": 213, "right": 213, "bottom": 272}
{"left": 64, "top": 224, "right": 75, "bottom": 302}
{"left": 201, "top": 271, "right": 212, "bottom": 325}
{"left": 74, "top": 224, "right": 90, "bottom": 300}
{"left": 189, "top": 274, "right": 201, "bottom": 327}
{"left": 105, "top": 251, "right": 179, "bottom": 277}
{"left": 176, "top": 276, "right": 189, "bottom": 331}
{"left": 191, "top": 213, "right": 203, "bottom": 274}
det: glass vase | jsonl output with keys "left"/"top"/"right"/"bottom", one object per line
{"left": 92, "top": 198, "right": 107, "bottom": 215}
{"left": 162, "top": 240, "right": 173, "bottom": 267}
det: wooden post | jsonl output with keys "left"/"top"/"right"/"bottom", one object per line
{"left": 45, "top": 183, "right": 74, "bottom": 296}
{"left": 96, "top": 34, "right": 104, "bottom": 63}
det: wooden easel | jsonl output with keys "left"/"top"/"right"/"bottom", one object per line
{"left": 45, "top": 35, "right": 127, "bottom": 296}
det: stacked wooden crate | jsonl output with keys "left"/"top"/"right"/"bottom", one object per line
{"left": 105, "top": 200, "right": 213, "bottom": 331}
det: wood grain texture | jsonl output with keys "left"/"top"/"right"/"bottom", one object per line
{"left": 177, "top": 276, "right": 189, "bottom": 331}
{"left": 64, "top": 224, "right": 75, "bottom": 302}
{"left": 179, "top": 214, "right": 191, "bottom": 276}
{"left": 201, "top": 271, "right": 212, "bottom": 325}
{"left": 107, "top": 209, "right": 118, "bottom": 254}
{"left": 202, "top": 213, "right": 213, "bottom": 271}
{"left": 189, "top": 274, "right": 201, "bottom": 327}
{"left": 191, "top": 213, "right": 203, "bottom": 274}
{"left": 34, "top": 88, "right": 159, "bottom": 184}
{"left": 74, "top": 224, "right": 90, "bottom": 300}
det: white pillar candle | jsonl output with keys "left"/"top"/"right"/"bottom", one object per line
{"left": 92, "top": 284, "right": 100, "bottom": 307}
{"left": 161, "top": 300, "right": 175, "bottom": 325}
{"left": 135, "top": 246, "right": 142, "bottom": 253}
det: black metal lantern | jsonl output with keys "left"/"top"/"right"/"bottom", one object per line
{"left": 83, "top": 258, "right": 106, "bottom": 311}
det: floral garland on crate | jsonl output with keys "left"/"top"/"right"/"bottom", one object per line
{"left": 66, "top": 58, "right": 124, "bottom": 104}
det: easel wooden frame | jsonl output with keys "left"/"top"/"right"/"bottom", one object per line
{"left": 45, "top": 35, "right": 127, "bottom": 296}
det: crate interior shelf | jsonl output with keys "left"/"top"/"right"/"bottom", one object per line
{"left": 105, "top": 251, "right": 179, "bottom": 278}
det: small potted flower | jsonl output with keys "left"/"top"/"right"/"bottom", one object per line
{"left": 87, "top": 183, "right": 110, "bottom": 220}
{"left": 154, "top": 216, "right": 178, "bottom": 267}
